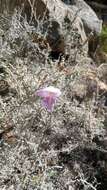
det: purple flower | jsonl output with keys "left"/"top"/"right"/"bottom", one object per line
{"left": 36, "top": 86, "right": 61, "bottom": 112}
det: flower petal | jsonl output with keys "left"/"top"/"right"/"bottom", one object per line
{"left": 42, "top": 96, "right": 56, "bottom": 112}
{"left": 44, "top": 86, "right": 61, "bottom": 97}
{"left": 36, "top": 89, "right": 49, "bottom": 98}
{"left": 36, "top": 86, "right": 61, "bottom": 112}
{"left": 36, "top": 86, "right": 61, "bottom": 98}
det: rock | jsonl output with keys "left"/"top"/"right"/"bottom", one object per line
{"left": 0, "top": 0, "right": 49, "bottom": 22}
{"left": 74, "top": 0, "right": 102, "bottom": 57}
{"left": 87, "top": 72, "right": 107, "bottom": 92}
{"left": 62, "top": 0, "right": 102, "bottom": 35}
{"left": 0, "top": 0, "right": 87, "bottom": 55}
{"left": 72, "top": 77, "right": 98, "bottom": 103}
{"left": 97, "top": 63, "right": 107, "bottom": 84}
{"left": 74, "top": 0, "right": 102, "bottom": 35}
{"left": 62, "top": 0, "right": 102, "bottom": 57}
{"left": 86, "top": 0, "right": 107, "bottom": 24}
{"left": 71, "top": 69, "right": 107, "bottom": 103}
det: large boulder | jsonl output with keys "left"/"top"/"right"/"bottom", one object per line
{"left": 86, "top": 0, "right": 107, "bottom": 25}
{"left": 62, "top": 0, "right": 102, "bottom": 35}
{"left": 73, "top": 0, "right": 102, "bottom": 35}
{"left": 62, "top": 0, "right": 102, "bottom": 56}
{"left": 42, "top": 0, "right": 87, "bottom": 53}
{"left": 0, "top": 0, "right": 87, "bottom": 55}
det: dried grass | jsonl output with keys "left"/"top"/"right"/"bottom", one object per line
{"left": 0, "top": 9, "right": 105, "bottom": 190}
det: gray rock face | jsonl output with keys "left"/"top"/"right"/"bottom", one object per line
{"left": 43, "top": 0, "right": 87, "bottom": 48}
{"left": 74, "top": 0, "right": 102, "bottom": 34}
{"left": 0, "top": 0, "right": 102, "bottom": 36}
{"left": 62, "top": 0, "right": 102, "bottom": 35}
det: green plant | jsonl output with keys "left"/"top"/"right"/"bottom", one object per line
{"left": 99, "top": 25, "right": 107, "bottom": 53}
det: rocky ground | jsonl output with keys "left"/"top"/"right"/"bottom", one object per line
{"left": 0, "top": 2, "right": 107, "bottom": 190}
